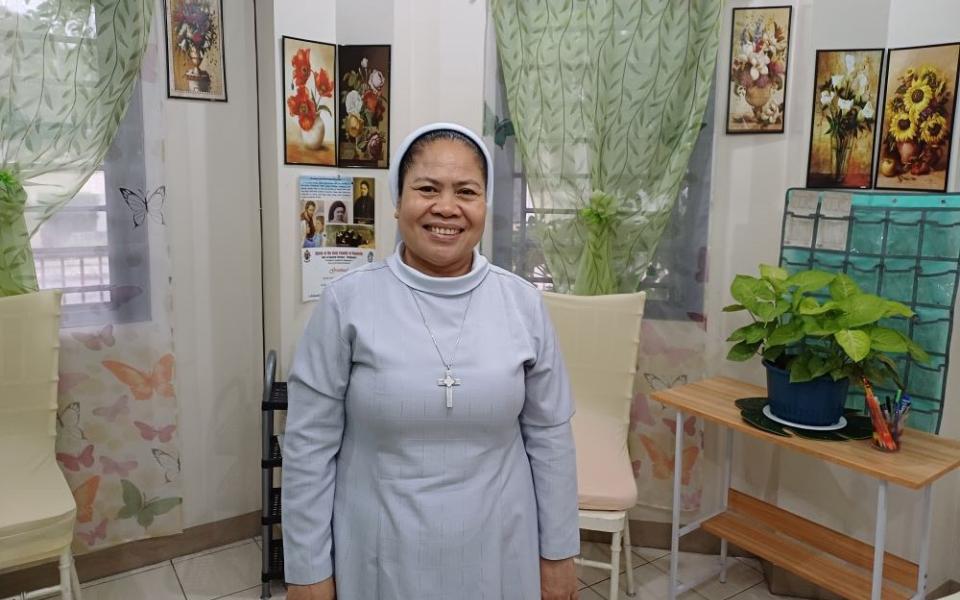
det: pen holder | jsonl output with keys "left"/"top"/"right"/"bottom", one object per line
{"left": 871, "top": 413, "right": 903, "bottom": 452}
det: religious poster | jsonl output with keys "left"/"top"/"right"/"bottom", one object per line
{"left": 163, "top": 0, "right": 227, "bottom": 101}
{"left": 337, "top": 44, "right": 391, "bottom": 168}
{"left": 300, "top": 176, "right": 376, "bottom": 301}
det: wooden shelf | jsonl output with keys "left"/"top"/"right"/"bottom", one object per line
{"left": 651, "top": 377, "right": 960, "bottom": 489}
{"left": 702, "top": 490, "right": 916, "bottom": 600}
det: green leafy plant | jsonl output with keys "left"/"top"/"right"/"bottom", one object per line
{"left": 725, "top": 265, "right": 930, "bottom": 384}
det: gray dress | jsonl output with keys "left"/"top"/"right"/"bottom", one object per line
{"left": 282, "top": 247, "right": 580, "bottom": 599}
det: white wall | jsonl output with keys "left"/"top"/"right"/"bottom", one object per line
{"left": 706, "top": 0, "right": 960, "bottom": 588}
{"left": 166, "top": 2, "right": 264, "bottom": 526}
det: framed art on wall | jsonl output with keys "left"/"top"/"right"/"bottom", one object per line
{"left": 337, "top": 45, "right": 391, "bottom": 169}
{"left": 283, "top": 36, "right": 337, "bottom": 167}
{"left": 164, "top": 0, "right": 227, "bottom": 101}
{"left": 875, "top": 43, "right": 960, "bottom": 192}
{"left": 726, "top": 6, "right": 792, "bottom": 134}
{"left": 805, "top": 49, "right": 884, "bottom": 189}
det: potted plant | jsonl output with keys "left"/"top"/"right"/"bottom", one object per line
{"left": 724, "top": 265, "right": 929, "bottom": 426}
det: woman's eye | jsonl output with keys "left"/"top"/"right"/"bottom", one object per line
{"left": 416, "top": 186, "right": 437, "bottom": 194}
{"left": 458, "top": 188, "right": 478, "bottom": 196}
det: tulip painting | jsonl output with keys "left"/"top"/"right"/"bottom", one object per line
{"left": 805, "top": 49, "right": 884, "bottom": 189}
{"left": 163, "top": 0, "right": 227, "bottom": 101}
{"left": 875, "top": 43, "right": 960, "bottom": 192}
{"left": 338, "top": 45, "right": 391, "bottom": 169}
{"left": 726, "top": 6, "right": 792, "bottom": 134}
{"left": 283, "top": 37, "right": 337, "bottom": 167}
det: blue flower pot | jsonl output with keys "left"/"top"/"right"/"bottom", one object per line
{"left": 763, "top": 360, "right": 849, "bottom": 426}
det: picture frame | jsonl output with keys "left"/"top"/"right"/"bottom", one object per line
{"left": 337, "top": 45, "right": 391, "bottom": 169}
{"left": 163, "top": 0, "right": 228, "bottom": 102}
{"left": 874, "top": 42, "right": 960, "bottom": 192}
{"left": 726, "top": 6, "right": 792, "bottom": 134}
{"left": 283, "top": 36, "right": 338, "bottom": 167}
{"left": 805, "top": 49, "right": 885, "bottom": 189}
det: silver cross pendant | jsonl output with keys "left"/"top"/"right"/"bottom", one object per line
{"left": 437, "top": 368, "right": 462, "bottom": 409}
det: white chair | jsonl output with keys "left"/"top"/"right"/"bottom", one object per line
{"left": 543, "top": 291, "right": 646, "bottom": 600}
{"left": 0, "top": 290, "right": 82, "bottom": 600}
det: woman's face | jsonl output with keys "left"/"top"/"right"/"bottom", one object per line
{"left": 397, "top": 139, "right": 486, "bottom": 276}
{"left": 306, "top": 204, "right": 315, "bottom": 217}
{"left": 333, "top": 206, "right": 345, "bottom": 222}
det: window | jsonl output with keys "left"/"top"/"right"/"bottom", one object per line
{"left": 490, "top": 83, "right": 715, "bottom": 321}
{"left": 29, "top": 83, "right": 151, "bottom": 328}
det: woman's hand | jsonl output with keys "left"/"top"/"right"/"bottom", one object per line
{"left": 287, "top": 577, "right": 335, "bottom": 600}
{"left": 540, "top": 557, "right": 578, "bottom": 599}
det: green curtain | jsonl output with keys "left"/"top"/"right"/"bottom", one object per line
{"left": 492, "top": 0, "right": 721, "bottom": 294}
{"left": 0, "top": 0, "right": 154, "bottom": 297}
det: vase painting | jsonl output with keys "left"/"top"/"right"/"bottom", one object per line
{"left": 164, "top": 0, "right": 227, "bottom": 101}
{"left": 805, "top": 49, "right": 884, "bottom": 189}
{"left": 337, "top": 45, "right": 391, "bottom": 169}
{"left": 283, "top": 37, "right": 337, "bottom": 167}
{"left": 875, "top": 43, "right": 960, "bottom": 192}
{"left": 726, "top": 6, "right": 792, "bottom": 134}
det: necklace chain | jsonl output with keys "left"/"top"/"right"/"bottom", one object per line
{"left": 408, "top": 289, "right": 475, "bottom": 372}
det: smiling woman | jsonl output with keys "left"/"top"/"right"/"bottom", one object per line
{"left": 282, "top": 123, "right": 581, "bottom": 600}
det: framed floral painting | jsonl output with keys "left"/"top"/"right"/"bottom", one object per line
{"left": 805, "top": 49, "right": 884, "bottom": 189}
{"left": 164, "top": 0, "right": 227, "bottom": 101}
{"left": 283, "top": 36, "right": 337, "bottom": 167}
{"left": 338, "top": 45, "right": 391, "bottom": 169}
{"left": 726, "top": 6, "right": 792, "bottom": 134}
{"left": 875, "top": 43, "right": 960, "bottom": 192}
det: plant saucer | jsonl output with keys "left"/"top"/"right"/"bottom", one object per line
{"left": 762, "top": 405, "right": 847, "bottom": 431}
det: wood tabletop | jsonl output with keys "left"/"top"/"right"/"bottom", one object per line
{"left": 650, "top": 377, "right": 960, "bottom": 489}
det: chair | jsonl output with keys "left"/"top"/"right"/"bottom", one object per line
{"left": 0, "top": 290, "right": 82, "bottom": 600}
{"left": 543, "top": 291, "right": 646, "bottom": 600}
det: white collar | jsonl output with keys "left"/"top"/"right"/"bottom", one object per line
{"left": 386, "top": 242, "right": 490, "bottom": 296}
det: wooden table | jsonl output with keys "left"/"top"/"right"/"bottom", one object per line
{"left": 651, "top": 377, "right": 960, "bottom": 600}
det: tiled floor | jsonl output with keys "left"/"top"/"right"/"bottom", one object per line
{"left": 25, "top": 539, "right": 800, "bottom": 600}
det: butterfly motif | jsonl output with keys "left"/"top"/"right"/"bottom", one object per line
{"left": 662, "top": 415, "right": 698, "bottom": 437}
{"left": 92, "top": 395, "right": 130, "bottom": 423}
{"left": 57, "top": 444, "right": 95, "bottom": 472}
{"left": 152, "top": 448, "right": 181, "bottom": 483}
{"left": 76, "top": 518, "right": 108, "bottom": 547}
{"left": 119, "top": 186, "right": 165, "bottom": 228}
{"left": 108, "top": 284, "right": 144, "bottom": 307}
{"left": 643, "top": 373, "right": 688, "bottom": 391}
{"left": 134, "top": 421, "right": 176, "bottom": 443}
{"left": 72, "top": 475, "right": 101, "bottom": 524}
{"left": 638, "top": 434, "right": 700, "bottom": 485}
{"left": 56, "top": 402, "right": 86, "bottom": 442}
{"left": 641, "top": 322, "right": 697, "bottom": 364}
{"left": 630, "top": 392, "right": 656, "bottom": 429}
{"left": 101, "top": 456, "right": 138, "bottom": 478}
{"left": 102, "top": 354, "right": 175, "bottom": 401}
{"left": 118, "top": 479, "right": 182, "bottom": 528}
{"left": 58, "top": 372, "right": 89, "bottom": 395}
{"left": 71, "top": 324, "right": 115, "bottom": 351}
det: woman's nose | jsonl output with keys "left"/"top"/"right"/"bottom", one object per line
{"left": 431, "top": 190, "right": 460, "bottom": 216}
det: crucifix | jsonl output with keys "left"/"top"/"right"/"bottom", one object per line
{"left": 437, "top": 368, "right": 461, "bottom": 409}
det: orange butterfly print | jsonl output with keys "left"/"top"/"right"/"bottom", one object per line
{"left": 662, "top": 415, "right": 698, "bottom": 437}
{"left": 57, "top": 444, "right": 94, "bottom": 472}
{"left": 72, "top": 475, "right": 101, "bottom": 523}
{"left": 638, "top": 434, "right": 699, "bottom": 485}
{"left": 102, "top": 354, "right": 175, "bottom": 400}
{"left": 72, "top": 324, "right": 115, "bottom": 351}
{"left": 76, "top": 518, "right": 108, "bottom": 547}
{"left": 134, "top": 421, "right": 176, "bottom": 443}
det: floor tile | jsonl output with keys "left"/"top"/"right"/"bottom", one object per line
{"left": 214, "top": 581, "right": 286, "bottom": 599}
{"left": 591, "top": 563, "right": 703, "bottom": 600}
{"left": 735, "top": 556, "right": 762, "bottom": 574}
{"left": 172, "top": 539, "right": 256, "bottom": 565}
{"left": 726, "top": 582, "right": 804, "bottom": 599}
{"left": 173, "top": 540, "right": 262, "bottom": 600}
{"left": 650, "top": 552, "right": 764, "bottom": 600}
{"left": 80, "top": 563, "right": 186, "bottom": 600}
{"left": 82, "top": 560, "right": 172, "bottom": 588}
{"left": 577, "top": 540, "right": 633, "bottom": 587}
{"left": 633, "top": 545, "right": 671, "bottom": 563}
{"left": 580, "top": 585, "right": 608, "bottom": 599}
{"left": 253, "top": 536, "right": 262, "bottom": 549}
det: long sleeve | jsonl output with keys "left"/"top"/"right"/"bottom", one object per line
{"left": 282, "top": 287, "right": 351, "bottom": 584}
{"left": 520, "top": 296, "right": 580, "bottom": 560}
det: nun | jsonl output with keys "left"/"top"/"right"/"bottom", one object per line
{"left": 282, "top": 122, "right": 580, "bottom": 600}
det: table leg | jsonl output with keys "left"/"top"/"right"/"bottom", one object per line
{"left": 719, "top": 428, "right": 733, "bottom": 584}
{"left": 872, "top": 481, "right": 888, "bottom": 600}
{"left": 669, "top": 409, "right": 684, "bottom": 600}
{"left": 915, "top": 485, "right": 933, "bottom": 599}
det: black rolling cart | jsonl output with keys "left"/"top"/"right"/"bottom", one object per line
{"left": 260, "top": 350, "right": 286, "bottom": 599}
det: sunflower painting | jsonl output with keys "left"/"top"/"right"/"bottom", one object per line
{"left": 875, "top": 43, "right": 960, "bottom": 192}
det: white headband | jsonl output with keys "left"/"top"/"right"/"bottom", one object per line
{"left": 388, "top": 122, "right": 494, "bottom": 207}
